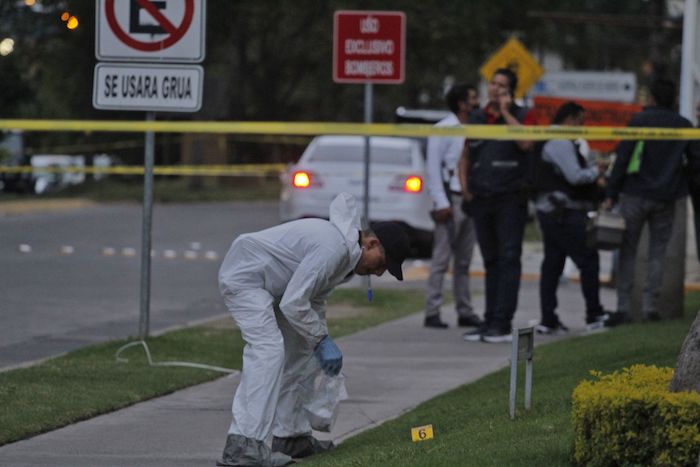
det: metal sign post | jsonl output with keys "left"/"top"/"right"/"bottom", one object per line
{"left": 363, "top": 83, "right": 373, "bottom": 295}
{"left": 362, "top": 82, "right": 373, "bottom": 229}
{"left": 509, "top": 327, "right": 534, "bottom": 419}
{"left": 139, "top": 111, "right": 156, "bottom": 339}
{"left": 94, "top": 0, "right": 207, "bottom": 339}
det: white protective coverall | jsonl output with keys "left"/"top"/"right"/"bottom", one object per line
{"left": 218, "top": 193, "right": 362, "bottom": 442}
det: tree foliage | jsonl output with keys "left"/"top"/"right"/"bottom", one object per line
{"left": 0, "top": 0, "right": 682, "bottom": 124}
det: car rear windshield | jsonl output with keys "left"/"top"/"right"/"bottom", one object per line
{"left": 309, "top": 144, "right": 413, "bottom": 165}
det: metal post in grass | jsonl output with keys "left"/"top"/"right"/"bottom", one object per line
{"left": 509, "top": 327, "right": 534, "bottom": 419}
{"left": 363, "top": 82, "right": 373, "bottom": 298}
{"left": 139, "top": 111, "right": 156, "bottom": 340}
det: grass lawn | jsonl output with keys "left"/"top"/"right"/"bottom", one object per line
{"left": 0, "top": 287, "right": 425, "bottom": 447}
{"left": 304, "top": 294, "right": 700, "bottom": 467}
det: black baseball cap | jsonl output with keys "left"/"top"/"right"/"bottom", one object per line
{"left": 371, "top": 222, "right": 411, "bottom": 281}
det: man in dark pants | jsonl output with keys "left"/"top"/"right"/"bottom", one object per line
{"left": 532, "top": 102, "right": 614, "bottom": 334}
{"left": 605, "top": 79, "right": 700, "bottom": 322}
{"left": 459, "top": 68, "right": 536, "bottom": 343}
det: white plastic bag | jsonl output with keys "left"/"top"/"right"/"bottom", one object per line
{"left": 303, "top": 372, "right": 348, "bottom": 432}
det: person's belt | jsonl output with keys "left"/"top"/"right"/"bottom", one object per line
{"left": 449, "top": 191, "right": 462, "bottom": 197}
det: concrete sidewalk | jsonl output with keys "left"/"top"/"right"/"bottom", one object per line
{"left": 0, "top": 278, "right": 616, "bottom": 467}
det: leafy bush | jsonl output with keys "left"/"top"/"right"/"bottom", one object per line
{"left": 572, "top": 364, "right": 700, "bottom": 466}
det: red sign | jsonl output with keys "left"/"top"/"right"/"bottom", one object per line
{"left": 533, "top": 96, "right": 643, "bottom": 152}
{"left": 105, "top": 0, "right": 194, "bottom": 52}
{"left": 333, "top": 10, "right": 405, "bottom": 84}
{"left": 96, "top": 0, "right": 205, "bottom": 63}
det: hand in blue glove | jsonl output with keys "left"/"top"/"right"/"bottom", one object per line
{"left": 314, "top": 335, "right": 343, "bottom": 376}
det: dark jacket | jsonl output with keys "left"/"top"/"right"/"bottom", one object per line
{"left": 467, "top": 104, "right": 530, "bottom": 197}
{"left": 607, "top": 106, "right": 700, "bottom": 202}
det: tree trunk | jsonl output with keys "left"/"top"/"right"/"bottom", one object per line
{"left": 670, "top": 311, "right": 700, "bottom": 393}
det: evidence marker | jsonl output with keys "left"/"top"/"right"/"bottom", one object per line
{"left": 410, "top": 424, "right": 434, "bottom": 442}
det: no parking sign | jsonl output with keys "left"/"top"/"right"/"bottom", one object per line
{"left": 96, "top": 0, "right": 206, "bottom": 62}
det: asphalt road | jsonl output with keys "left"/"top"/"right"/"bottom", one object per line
{"left": 0, "top": 201, "right": 281, "bottom": 370}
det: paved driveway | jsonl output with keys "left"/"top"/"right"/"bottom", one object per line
{"left": 0, "top": 201, "right": 280, "bottom": 370}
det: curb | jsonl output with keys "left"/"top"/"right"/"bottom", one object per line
{"left": 0, "top": 198, "right": 96, "bottom": 215}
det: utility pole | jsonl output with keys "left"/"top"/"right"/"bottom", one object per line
{"left": 679, "top": 0, "right": 699, "bottom": 122}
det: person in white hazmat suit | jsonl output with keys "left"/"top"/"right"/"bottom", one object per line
{"left": 216, "top": 193, "right": 410, "bottom": 467}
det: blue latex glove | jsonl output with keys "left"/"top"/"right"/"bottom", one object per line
{"left": 314, "top": 335, "right": 343, "bottom": 376}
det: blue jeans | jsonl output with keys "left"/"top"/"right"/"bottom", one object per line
{"left": 537, "top": 209, "right": 603, "bottom": 326}
{"left": 471, "top": 193, "right": 528, "bottom": 330}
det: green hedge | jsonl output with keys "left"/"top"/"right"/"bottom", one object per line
{"left": 572, "top": 365, "right": 700, "bottom": 466}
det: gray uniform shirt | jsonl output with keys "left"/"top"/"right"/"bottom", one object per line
{"left": 535, "top": 139, "right": 600, "bottom": 213}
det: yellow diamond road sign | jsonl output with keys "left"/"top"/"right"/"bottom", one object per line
{"left": 479, "top": 38, "right": 544, "bottom": 98}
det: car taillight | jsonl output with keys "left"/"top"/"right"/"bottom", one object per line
{"left": 390, "top": 175, "right": 423, "bottom": 193}
{"left": 404, "top": 176, "right": 422, "bottom": 193}
{"left": 291, "top": 170, "right": 321, "bottom": 188}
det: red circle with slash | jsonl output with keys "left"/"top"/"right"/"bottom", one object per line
{"left": 105, "top": 0, "right": 194, "bottom": 51}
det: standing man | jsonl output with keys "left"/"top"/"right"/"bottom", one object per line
{"left": 217, "top": 193, "right": 410, "bottom": 466}
{"left": 532, "top": 102, "right": 613, "bottom": 334}
{"left": 605, "top": 79, "right": 700, "bottom": 323}
{"left": 459, "top": 68, "right": 536, "bottom": 343}
{"left": 424, "top": 84, "right": 482, "bottom": 329}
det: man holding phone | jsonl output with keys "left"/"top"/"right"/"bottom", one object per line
{"left": 459, "top": 68, "right": 536, "bottom": 343}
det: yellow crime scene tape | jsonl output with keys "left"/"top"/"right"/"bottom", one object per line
{"left": 0, "top": 164, "right": 286, "bottom": 176}
{"left": 2, "top": 119, "right": 700, "bottom": 140}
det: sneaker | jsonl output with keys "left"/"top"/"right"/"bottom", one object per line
{"left": 272, "top": 435, "right": 334, "bottom": 459}
{"left": 535, "top": 322, "right": 570, "bottom": 335}
{"left": 481, "top": 326, "right": 513, "bottom": 343}
{"left": 604, "top": 312, "right": 630, "bottom": 328}
{"left": 424, "top": 315, "right": 449, "bottom": 329}
{"left": 585, "top": 311, "right": 614, "bottom": 331}
{"left": 463, "top": 326, "right": 485, "bottom": 342}
{"left": 457, "top": 315, "right": 484, "bottom": 328}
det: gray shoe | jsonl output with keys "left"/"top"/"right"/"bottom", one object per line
{"left": 271, "top": 435, "right": 335, "bottom": 459}
{"left": 217, "top": 434, "right": 293, "bottom": 467}
{"left": 463, "top": 326, "right": 485, "bottom": 342}
{"left": 481, "top": 325, "right": 513, "bottom": 343}
{"left": 535, "top": 322, "right": 569, "bottom": 336}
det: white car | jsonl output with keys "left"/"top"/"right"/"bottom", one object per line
{"left": 279, "top": 135, "right": 434, "bottom": 257}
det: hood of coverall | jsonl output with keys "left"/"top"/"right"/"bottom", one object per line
{"left": 328, "top": 192, "right": 361, "bottom": 258}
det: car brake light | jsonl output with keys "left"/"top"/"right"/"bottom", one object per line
{"left": 293, "top": 171, "right": 310, "bottom": 188}
{"left": 404, "top": 176, "right": 422, "bottom": 193}
{"left": 291, "top": 170, "right": 322, "bottom": 188}
{"left": 389, "top": 175, "right": 423, "bottom": 193}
